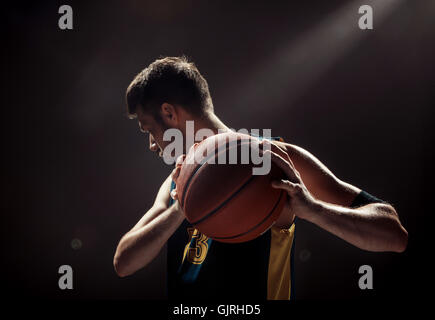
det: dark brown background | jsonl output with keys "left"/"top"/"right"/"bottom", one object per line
{"left": 2, "top": 0, "right": 433, "bottom": 301}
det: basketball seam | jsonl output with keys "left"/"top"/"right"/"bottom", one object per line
{"left": 210, "top": 190, "right": 285, "bottom": 240}
{"left": 181, "top": 138, "right": 253, "bottom": 209}
{"left": 190, "top": 174, "right": 257, "bottom": 225}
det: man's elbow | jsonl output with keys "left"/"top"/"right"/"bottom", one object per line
{"left": 113, "top": 254, "right": 130, "bottom": 278}
{"left": 372, "top": 204, "right": 408, "bottom": 253}
{"left": 113, "top": 247, "right": 137, "bottom": 278}
{"left": 384, "top": 205, "right": 408, "bottom": 253}
{"left": 392, "top": 224, "right": 408, "bottom": 253}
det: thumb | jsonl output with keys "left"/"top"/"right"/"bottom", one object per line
{"left": 176, "top": 154, "right": 186, "bottom": 167}
{"left": 170, "top": 188, "right": 178, "bottom": 200}
{"left": 271, "top": 179, "right": 297, "bottom": 193}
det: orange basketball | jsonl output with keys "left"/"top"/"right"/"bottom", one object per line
{"left": 176, "top": 131, "right": 286, "bottom": 243}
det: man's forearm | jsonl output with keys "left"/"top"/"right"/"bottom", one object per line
{"left": 114, "top": 203, "right": 185, "bottom": 277}
{"left": 305, "top": 200, "right": 408, "bottom": 252}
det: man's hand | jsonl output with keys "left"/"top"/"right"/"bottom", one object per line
{"left": 265, "top": 148, "right": 318, "bottom": 221}
{"left": 170, "top": 154, "right": 186, "bottom": 202}
{"left": 264, "top": 144, "right": 407, "bottom": 252}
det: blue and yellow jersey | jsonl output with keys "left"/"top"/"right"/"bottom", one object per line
{"left": 167, "top": 136, "right": 296, "bottom": 300}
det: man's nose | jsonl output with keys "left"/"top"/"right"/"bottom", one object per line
{"left": 149, "top": 134, "right": 159, "bottom": 152}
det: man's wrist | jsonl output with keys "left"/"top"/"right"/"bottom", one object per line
{"left": 302, "top": 198, "right": 331, "bottom": 225}
{"left": 172, "top": 200, "right": 185, "bottom": 221}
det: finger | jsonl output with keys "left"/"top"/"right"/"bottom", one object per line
{"left": 265, "top": 150, "right": 301, "bottom": 183}
{"left": 270, "top": 141, "right": 286, "bottom": 156}
{"left": 171, "top": 166, "right": 181, "bottom": 181}
{"left": 259, "top": 140, "right": 284, "bottom": 156}
{"left": 176, "top": 154, "right": 186, "bottom": 167}
{"left": 271, "top": 179, "right": 299, "bottom": 194}
{"left": 170, "top": 188, "right": 178, "bottom": 200}
{"left": 270, "top": 143, "right": 297, "bottom": 170}
{"left": 260, "top": 141, "right": 295, "bottom": 170}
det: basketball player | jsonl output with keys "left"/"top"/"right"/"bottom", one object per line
{"left": 113, "top": 56, "right": 408, "bottom": 300}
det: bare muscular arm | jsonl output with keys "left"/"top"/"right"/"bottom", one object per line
{"left": 271, "top": 141, "right": 408, "bottom": 252}
{"left": 113, "top": 175, "right": 185, "bottom": 277}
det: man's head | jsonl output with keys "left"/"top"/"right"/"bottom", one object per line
{"left": 126, "top": 56, "right": 214, "bottom": 156}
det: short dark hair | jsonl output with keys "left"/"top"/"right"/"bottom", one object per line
{"left": 126, "top": 56, "right": 213, "bottom": 119}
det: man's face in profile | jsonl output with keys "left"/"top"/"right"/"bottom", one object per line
{"left": 136, "top": 107, "right": 168, "bottom": 158}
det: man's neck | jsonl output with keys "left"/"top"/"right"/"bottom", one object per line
{"left": 181, "top": 112, "right": 230, "bottom": 152}
{"left": 194, "top": 112, "right": 230, "bottom": 134}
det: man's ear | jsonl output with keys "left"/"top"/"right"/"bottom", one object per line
{"left": 159, "top": 103, "right": 179, "bottom": 126}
